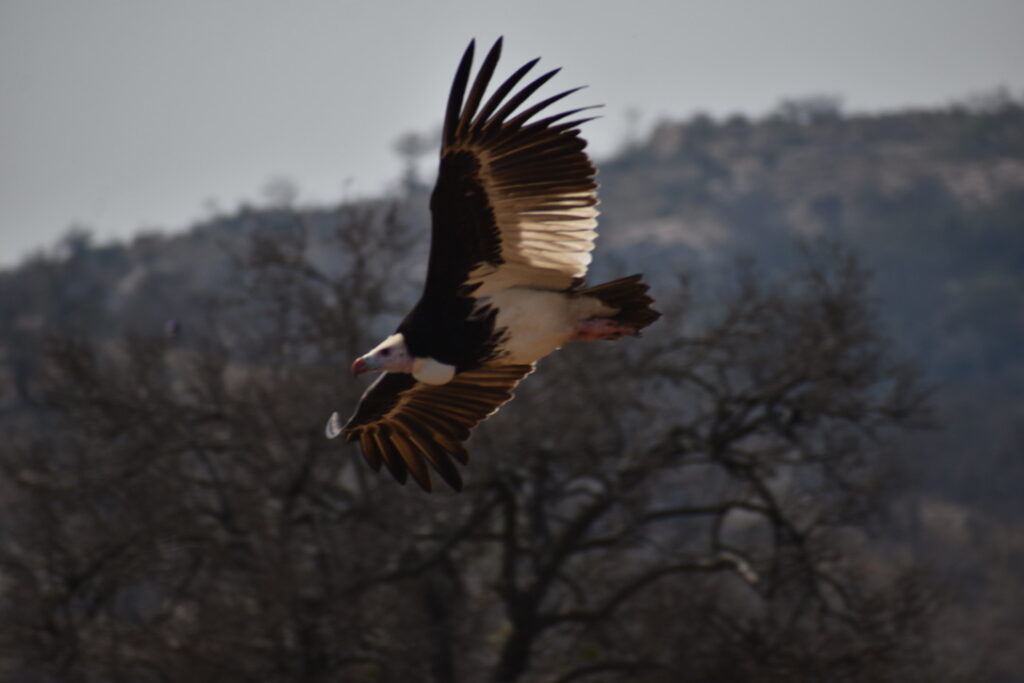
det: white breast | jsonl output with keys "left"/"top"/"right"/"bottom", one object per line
{"left": 480, "top": 288, "right": 613, "bottom": 364}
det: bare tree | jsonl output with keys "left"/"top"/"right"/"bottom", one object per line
{"left": 467, "top": 252, "right": 937, "bottom": 682}
{"left": 0, "top": 207, "right": 961, "bottom": 682}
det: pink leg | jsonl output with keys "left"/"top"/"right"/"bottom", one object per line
{"left": 570, "top": 318, "right": 638, "bottom": 342}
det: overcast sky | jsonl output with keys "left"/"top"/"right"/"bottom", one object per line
{"left": 2, "top": 0, "right": 1022, "bottom": 266}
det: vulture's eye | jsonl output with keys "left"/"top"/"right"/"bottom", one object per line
{"left": 380, "top": 349, "right": 391, "bottom": 357}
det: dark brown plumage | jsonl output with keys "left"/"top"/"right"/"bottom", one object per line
{"left": 332, "top": 364, "right": 534, "bottom": 491}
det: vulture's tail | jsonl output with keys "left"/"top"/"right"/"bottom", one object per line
{"left": 578, "top": 274, "right": 661, "bottom": 331}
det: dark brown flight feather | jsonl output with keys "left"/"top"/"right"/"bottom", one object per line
{"left": 341, "top": 364, "right": 535, "bottom": 492}
{"left": 419, "top": 37, "right": 602, "bottom": 308}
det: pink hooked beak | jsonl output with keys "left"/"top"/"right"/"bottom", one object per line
{"left": 351, "top": 358, "right": 368, "bottom": 376}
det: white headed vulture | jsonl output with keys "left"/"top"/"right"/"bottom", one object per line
{"left": 326, "top": 38, "right": 660, "bottom": 492}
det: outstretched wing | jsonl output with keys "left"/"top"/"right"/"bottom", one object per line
{"left": 424, "top": 37, "right": 600, "bottom": 300}
{"left": 327, "top": 364, "right": 535, "bottom": 492}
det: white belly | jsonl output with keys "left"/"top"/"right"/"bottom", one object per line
{"left": 480, "top": 288, "right": 611, "bottom": 364}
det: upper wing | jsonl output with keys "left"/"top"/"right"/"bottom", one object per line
{"left": 328, "top": 364, "right": 535, "bottom": 492}
{"left": 425, "top": 38, "right": 600, "bottom": 300}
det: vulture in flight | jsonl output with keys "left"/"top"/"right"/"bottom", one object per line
{"left": 326, "top": 38, "right": 660, "bottom": 491}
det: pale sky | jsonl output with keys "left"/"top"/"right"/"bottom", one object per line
{"left": 2, "top": 0, "right": 1022, "bottom": 266}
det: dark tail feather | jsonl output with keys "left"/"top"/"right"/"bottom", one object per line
{"left": 577, "top": 274, "right": 661, "bottom": 331}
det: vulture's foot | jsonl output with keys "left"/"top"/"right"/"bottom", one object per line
{"left": 570, "top": 318, "right": 639, "bottom": 342}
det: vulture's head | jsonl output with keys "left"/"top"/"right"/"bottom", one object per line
{"left": 352, "top": 333, "right": 413, "bottom": 375}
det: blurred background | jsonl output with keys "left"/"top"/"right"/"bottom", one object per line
{"left": 2, "top": 1, "right": 1022, "bottom": 681}
{"left": 4, "top": 0, "right": 1022, "bottom": 264}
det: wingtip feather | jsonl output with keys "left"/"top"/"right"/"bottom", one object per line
{"left": 325, "top": 412, "right": 343, "bottom": 439}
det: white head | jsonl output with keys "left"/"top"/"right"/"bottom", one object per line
{"left": 351, "top": 333, "right": 413, "bottom": 375}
